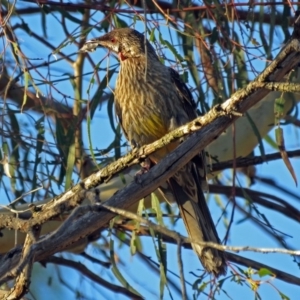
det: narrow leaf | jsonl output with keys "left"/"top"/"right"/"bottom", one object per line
{"left": 109, "top": 239, "right": 142, "bottom": 297}
{"left": 130, "top": 230, "right": 137, "bottom": 255}
{"left": 65, "top": 143, "right": 76, "bottom": 189}
{"left": 275, "top": 127, "right": 297, "bottom": 186}
{"left": 274, "top": 97, "right": 285, "bottom": 125}
{"left": 246, "top": 113, "right": 265, "bottom": 160}
{"left": 86, "top": 114, "right": 97, "bottom": 166}
{"left": 22, "top": 70, "right": 29, "bottom": 112}
{"left": 279, "top": 292, "right": 290, "bottom": 300}
{"left": 151, "top": 193, "right": 164, "bottom": 226}
{"left": 257, "top": 268, "right": 273, "bottom": 278}
{"left": 0, "top": 153, "right": 11, "bottom": 178}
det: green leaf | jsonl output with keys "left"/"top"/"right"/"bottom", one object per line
{"left": 251, "top": 38, "right": 260, "bottom": 46}
{"left": 10, "top": 42, "right": 20, "bottom": 64}
{"left": 159, "top": 33, "right": 184, "bottom": 62}
{"left": 233, "top": 40, "right": 248, "bottom": 89}
{"left": 0, "top": 152, "right": 11, "bottom": 179}
{"left": 86, "top": 114, "right": 97, "bottom": 166}
{"left": 56, "top": 118, "right": 66, "bottom": 186}
{"left": 158, "top": 237, "right": 167, "bottom": 299}
{"left": 151, "top": 193, "right": 164, "bottom": 226}
{"left": 109, "top": 239, "right": 142, "bottom": 297}
{"left": 65, "top": 143, "right": 75, "bottom": 189}
{"left": 112, "top": 15, "right": 128, "bottom": 29}
{"left": 130, "top": 230, "right": 137, "bottom": 255}
{"left": 279, "top": 292, "right": 290, "bottom": 300}
{"left": 246, "top": 112, "right": 265, "bottom": 160}
{"left": 274, "top": 97, "right": 285, "bottom": 125}
{"left": 264, "top": 134, "right": 278, "bottom": 149}
{"left": 137, "top": 199, "right": 145, "bottom": 216}
{"left": 257, "top": 268, "right": 273, "bottom": 277}
{"left": 210, "top": 27, "right": 219, "bottom": 44}
{"left": 31, "top": 119, "right": 45, "bottom": 201}
{"left": 149, "top": 28, "right": 156, "bottom": 42}
{"left": 236, "top": 266, "right": 246, "bottom": 275}
{"left": 275, "top": 127, "right": 298, "bottom": 185}
{"left": 275, "top": 127, "right": 283, "bottom": 146}
{"left": 7, "top": 108, "right": 20, "bottom": 162}
{"left": 22, "top": 70, "right": 29, "bottom": 112}
{"left": 9, "top": 160, "right": 17, "bottom": 192}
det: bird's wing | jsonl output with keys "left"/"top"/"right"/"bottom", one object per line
{"left": 168, "top": 67, "right": 207, "bottom": 184}
{"left": 168, "top": 67, "right": 197, "bottom": 121}
{"left": 165, "top": 67, "right": 226, "bottom": 275}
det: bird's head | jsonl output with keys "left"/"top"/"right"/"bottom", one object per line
{"left": 80, "top": 28, "right": 157, "bottom": 61}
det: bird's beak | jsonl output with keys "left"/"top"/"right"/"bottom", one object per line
{"left": 79, "top": 39, "right": 103, "bottom": 53}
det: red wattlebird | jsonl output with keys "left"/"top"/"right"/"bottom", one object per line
{"left": 81, "top": 28, "right": 226, "bottom": 276}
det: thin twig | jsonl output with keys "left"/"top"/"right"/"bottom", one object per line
{"left": 177, "top": 239, "right": 187, "bottom": 300}
{"left": 44, "top": 256, "right": 142, "bottom": 299}
{"left": 101, "top": 204, "right": 300, "bottom": 256}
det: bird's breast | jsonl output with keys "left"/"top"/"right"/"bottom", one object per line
{"left": 115, "top": 60, "right": 176, "bottom": 146}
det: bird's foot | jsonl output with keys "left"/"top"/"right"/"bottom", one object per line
{"left": 135, "top": 158, "right": 152, "bottom": 183}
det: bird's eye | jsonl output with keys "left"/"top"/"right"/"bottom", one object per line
{"left": 111, "top": 38, "right": 116, "bottom": 43}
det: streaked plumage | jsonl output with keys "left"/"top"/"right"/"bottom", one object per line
{"left": 81, "top": 28, "right": 226, "bottom": 276}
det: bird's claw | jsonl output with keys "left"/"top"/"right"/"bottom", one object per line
{"left": 134, "top": 158, "right": 151, "bottom": 182}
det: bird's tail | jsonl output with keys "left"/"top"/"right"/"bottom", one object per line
{"left": 166, "top": 163, "right": 227, "bottom": 276}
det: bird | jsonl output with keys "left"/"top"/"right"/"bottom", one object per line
{"left": 80, "top": 27, "right": 227, "bottom": 276}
